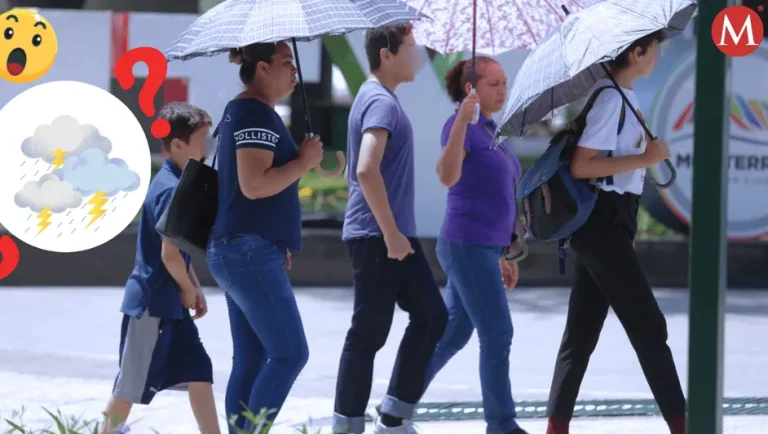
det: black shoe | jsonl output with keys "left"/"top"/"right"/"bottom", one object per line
{"left": 506, "top": 429, "right": 529, "bottom": 434}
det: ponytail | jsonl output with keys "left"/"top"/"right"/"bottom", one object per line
{"left": 445, "top": 60, "right": 469, "bottom": 104}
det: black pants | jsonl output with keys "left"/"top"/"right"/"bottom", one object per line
{"left": 334, "top": 236, "right": 448, "bottom": 423}
{"left": 547, "top": 191, "right": 686, "bottom": 421}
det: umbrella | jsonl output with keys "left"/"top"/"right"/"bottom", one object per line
{"left": 405, "top": 0, "right": 598, "bottom": 56}
{"left": 496, "top": 0, "right": 698, "bottom": 189}
{"left": 404, "top": 0, "right": 597, "bottom": 123}
{"left": 165, "top": 0, "right": 427, "bottom": 177}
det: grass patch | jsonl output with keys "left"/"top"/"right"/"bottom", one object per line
{"left": 2, "top": 405, "right": 338, "bottom": 434}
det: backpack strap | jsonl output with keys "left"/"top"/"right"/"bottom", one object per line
{"left": 602, "top": 99, "right": 626, "bottom": 186}
{"left": 570, "top": 85, "right": 616, "bottom": 130}
{"left": 559, "top": 87, "right": 626, "bottom": 275}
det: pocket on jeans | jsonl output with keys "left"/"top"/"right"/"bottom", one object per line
{"left": 205, "top": 254, "right": 232, "bottom": 287}
{"left": 348, "top": 237, "right": 385, "bottom": 273}
{"left": 208, "top": 237, "right": 250, "bottom": 261}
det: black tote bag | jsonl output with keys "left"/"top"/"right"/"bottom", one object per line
{"left": 155, "top": 127, "right": 220, "bottom": 257}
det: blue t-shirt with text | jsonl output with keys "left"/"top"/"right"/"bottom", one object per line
{"left": 121, "top": 159, "right": 191, "bottom": 319}
{"left": 342, "top": 81, "right": 416, "bottom": 240}
{"left": 210, "top": 98, "right": 302, "bottom": 252}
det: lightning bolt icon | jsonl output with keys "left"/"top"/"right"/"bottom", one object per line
{"left": 50, "top": 149, "right": 67, "bottom": 172}
{"left": 86, "top": 191, "right": 108, "bottom": 229}
{"left": 36, "top": 206, "right": 53, "bottom": 237}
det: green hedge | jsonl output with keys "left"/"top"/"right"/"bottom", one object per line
{"left": 147, "top": 153, "right": 677, "bottom": 239}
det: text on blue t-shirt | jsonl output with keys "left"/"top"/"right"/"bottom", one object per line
{"left": 210, "top": 98, "right": 302, "bottom": 252}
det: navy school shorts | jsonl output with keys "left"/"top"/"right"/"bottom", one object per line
{"left": 112, "top": 311, "right": 213, "bottom": 405}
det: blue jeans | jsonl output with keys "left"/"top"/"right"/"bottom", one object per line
{"left": 206, "top": 234, "right": 309, "bottom": 434}
{"left": 424, "top": 238, "right": 519, "bottom": 433}
{"left": 333, "top": 236, "right": 448, "bottom": 434}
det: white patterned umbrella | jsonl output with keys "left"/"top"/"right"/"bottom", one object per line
{"left": 404, "top": 0, "right": 598, "bottom": 56}
{"left": 497, "top": 0, "right": 698, "bottom": 138}
{"left": 164, "top": 0, "right": 428, "bottom": 62}
{"left": 402, "top": 0, "right": 597, "bottom": 122}
{"left": 496, "top": 0, "right": 698, "bottom": 189}
{"left": 165, "top": 0, "right": 428, "bottom": 178}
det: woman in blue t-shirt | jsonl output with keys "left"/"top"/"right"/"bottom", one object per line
{"left": 205, "top": 41, "right": 323, "bottom": 433}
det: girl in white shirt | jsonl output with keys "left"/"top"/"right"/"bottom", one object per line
{"left": 545, "top": 31, "right": 686, "bottom": 434}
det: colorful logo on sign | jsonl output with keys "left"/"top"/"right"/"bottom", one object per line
{"left": 671, "top": 94, "right": 768, "bottom": 135}
{"left": 648, "top": 44, "right": 768, "bottom": 240}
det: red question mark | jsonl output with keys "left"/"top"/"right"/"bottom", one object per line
{"left": 0, "top": 235, "right": 20, "bottom": 281}
{"left": 115, "top": 47, "right": 171, "bottom": 139}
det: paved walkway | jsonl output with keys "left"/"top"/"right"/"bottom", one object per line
{"left": 1, "top": 287, "right": 767, "bottom": 433}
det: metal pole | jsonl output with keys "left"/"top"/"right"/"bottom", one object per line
{"left": 687, "top": 0, "right": 731, "bottom": 432}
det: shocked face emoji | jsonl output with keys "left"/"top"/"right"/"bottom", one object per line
{"left": 0, "top": 9, "right": 57, "bottom": 84}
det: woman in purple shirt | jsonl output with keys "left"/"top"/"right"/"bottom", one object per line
{"left": 424, "top": 56, "right": 528, "bottom": 434}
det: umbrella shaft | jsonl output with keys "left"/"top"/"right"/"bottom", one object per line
{"left": 471, "top": 0, "right": 477, "bottom": 87}
{"left": 291, "top": 38, "right": 313, "bottom": 135}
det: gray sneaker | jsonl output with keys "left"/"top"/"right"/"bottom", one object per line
{"left": 372, "top": 416, "right": 419, "bottom": 434}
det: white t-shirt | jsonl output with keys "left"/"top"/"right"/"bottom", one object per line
{"left": 577, "top": 79, "right": 647, "bottom": 195}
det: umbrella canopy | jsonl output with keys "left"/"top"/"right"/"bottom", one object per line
{"left": 496, "top": 0, "right": 698, "bottom": 139}
{"left": 164, "top": 0, "right": 428, "bottom": 62}
{"left": 165, "top": 0, "right": 427, "bottom": 178}
{"left": 404, "top": 0, "right": 598, "bottom": 56}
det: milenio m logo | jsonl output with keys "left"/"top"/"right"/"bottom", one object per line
{"left": 712, "top": 4, "right": 765, "bottom": 57}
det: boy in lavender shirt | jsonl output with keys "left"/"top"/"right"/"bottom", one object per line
{"left": 333, "top": 23, "right": 448, "bottom": 434}
{"left": 423, "top": 56, "right": 529, "bottom": 434}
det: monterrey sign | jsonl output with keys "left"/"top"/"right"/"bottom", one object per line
{"left": 648, "top": 44, "right": 768, "bottom": 240}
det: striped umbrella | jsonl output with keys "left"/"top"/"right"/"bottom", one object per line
{"left": 165, "top": 0, "right": 427, "bottom": 61}
{"left": 165, "top": 0, "right": 428, "bottom": 177}
{"left": 496, "top": 0, "right": 698, "bottom": 188}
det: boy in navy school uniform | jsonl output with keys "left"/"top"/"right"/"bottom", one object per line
{"left": 102, "top": 102, "right": 221, "bottom": 434}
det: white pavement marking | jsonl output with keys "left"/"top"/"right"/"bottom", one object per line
{"left": 1, "top": 287, "right": 768, "bottom": 433}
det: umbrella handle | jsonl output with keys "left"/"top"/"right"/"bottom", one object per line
{"left": 471, "top": 88, "right": 480, "bottom": 124}
{"left": 561, "top": 3, "right": 676, "bottom": 190}
{"left": 304, "top": 132, "right": 345, "bottom": 178}
{"left": 313, "top": 150, "right": 346, "bottom": 179}
{"left": 598, "top": 63, "right": 678, "bottom": 190}
{"left": 651, "top": 159, "right": 677, "bottom": 189}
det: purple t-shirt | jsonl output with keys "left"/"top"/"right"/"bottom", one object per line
{"left": 343, "top": 81, "right": 416, "bottom": 240}
{"left": 439, "top": 112, "right": 522, "bottom": 247}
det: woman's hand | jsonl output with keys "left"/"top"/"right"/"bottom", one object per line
{"left": 457, "top": 92, "right": 481, "bottom": 125}
{"left": 298, "top": 135, "right": 324, "bottom": 170}
{"left": 285, "top": 250, "right": 292, "bottom": 270}
{"left": 499, "top": 258, "right": 519, "bottom": 290}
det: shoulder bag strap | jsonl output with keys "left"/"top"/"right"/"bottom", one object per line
{"left": 601, "top": 89, "right": 627, "bottom": 186}
{"left": 206, "top": 104, "right": 231, "bottom": 169}
{"left": 496, "top": 138, "right": 529, "bottom": 261}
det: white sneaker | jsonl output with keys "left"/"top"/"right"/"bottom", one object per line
{"left": 372, "top": 416, "right": 419, "bottom": 434}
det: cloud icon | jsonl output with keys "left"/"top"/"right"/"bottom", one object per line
{"left": 21, "top": 115, "right": 112, "bottom": 163}
{"left": 14, "top": 173, "right": 83, "bottom": 213}
{"left": 54, "top": 147, "right": 140, "bottom": 197}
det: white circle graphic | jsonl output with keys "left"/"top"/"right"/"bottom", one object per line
{"left": 0, "top": 80, "right": 151, "bottom": 253}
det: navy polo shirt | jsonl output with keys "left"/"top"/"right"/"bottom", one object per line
{"left": 121, "top": 159, "right": 191, "bottom": 319}
{"left": 210, "top": 98, "right": 302, "bottom": 252}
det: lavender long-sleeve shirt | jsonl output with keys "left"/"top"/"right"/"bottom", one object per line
{"left": 439, "top": 112, "right": 522, "bottom": 247}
